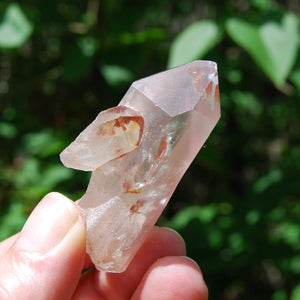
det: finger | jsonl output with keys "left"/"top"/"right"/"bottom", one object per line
{"left": 131, "top": 256, "right": 208, "bottom": 300}
{"left": 72, "top": 226, "right": 186, "bottom": 300}
{"left": 71, "top": 269, "right": 106, "bottom": 300}
{"left": 0, "top": 192, "right": 86, "bottom": 300}
{"left": 0, "top": 216, "right": 93, "bottom": 270}
{"left": 83, "top": 253, "right": 94, "bottom": 270}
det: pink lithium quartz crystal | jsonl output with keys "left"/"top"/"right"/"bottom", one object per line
{"left": 60, "top": 60, "right": 221, "bottom": 273}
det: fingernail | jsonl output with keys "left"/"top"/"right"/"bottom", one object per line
{"left": 180, "top": 256, "right": 203, "bottom": 275}
{"left": 15, "top": 192, "right": 79, "bottom": 253}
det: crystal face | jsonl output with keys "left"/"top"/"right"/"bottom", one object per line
{"left": 60, "top": 60, "right": 221, "bottom": 273}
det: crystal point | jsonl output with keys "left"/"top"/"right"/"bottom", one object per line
{"left": 60, "top": 60, "right": 221, "bottom": 272}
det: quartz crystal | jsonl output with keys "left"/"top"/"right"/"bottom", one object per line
{"left": 60, "top": 60, "right": 221, "bottom": 273}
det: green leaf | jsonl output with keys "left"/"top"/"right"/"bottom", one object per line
{"left": 171, "top": 205, "right": 218, "bottom": 230}
{"left": 167, "top": 20, "right": 220, "bottom": 68}
{"left": 291, "top": 284, "right": 300, "bottom": 300}
{"left": 15, "top": 157, "right": 40, "bottom": 187}
{"left": 253, "top": 168, "right": 282, "bottom": 194}
{"left": 280, "top": 222, "right": 300, "bottom": 250}
{"left": 0, "top": 122, "right": 17, "bottom": 138}
{"left": 226, "top": 18, "right": 272, "bottom": 73}
{"left": 251, "top": 0, "right": 276, "bottom": 10}
{"left": 101, "top": 65, "right": 134, "bottom": 86}
{"left": 39, "top": 165, "right": 74, "bottom": 189}
{"left": 289, "top": 256, "right": 300, "bottom": 274}
{"left": 120, "top": 28, "right": 166, "bottom": 45}
{"left": 291, "top": 66, "right": 300, "bottom": 91}
{"left": 272, "top": 289, "right": 287, "bottom": 300}
{"left": 22, "top": 130, "right": 63, "bottom": 157}
{"left": 231, "top": 90, "right": 263, "bottom": 116}
{"left": 226, "top": 13, "right": 299, "bottom": 86}
{"left": 0, "top": 3, "right": 33, "bottom": 49}
{"left": 260, "top": 13, "right": 299, "bottom": 85}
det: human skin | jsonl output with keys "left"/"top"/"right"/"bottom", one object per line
{"left": 0, "top": 192, "right": 208, "bottom": 300}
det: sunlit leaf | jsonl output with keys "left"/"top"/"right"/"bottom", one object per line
{"left": 0, "top": 3, "right": 33, "bottom": 49}
{"left": 272, "top": 289, "right": 287, "bottom": 300}
{"left": 171, "top": 204, "right": 218, "bottom": 230}
{"left": 168, "top": 20, "right": 220, "bottom": 68}
{"left": 253, "top": 169, "right": 282, "bottom": 194}
{"left": 251, "top": 0, "right": 275, "bottom": 10}
{"left": 15, "top": 158, "right": 40, "bottom": 187}
{"left": 226, "top": 12, "right": 299, "bottom": 86}
{"left": 231, "top": 90, "right": 263, "bottom": 116}
{"left": 101, "top": 65, "right": 134, "bottom": 86}
{"left": 280, "top": 222, "right": 300, "bottom": 250}
{"left": 39, "top": 165, "right": 73, "bottom": 189}
{"left": 0, "top": 122, "right": 17, "bottom": 138}
{"left": 78, "top": 36, "right": 99, "bottom": 57}
{"left": 246, "top": 210, "right": 261, "bottom": 225}
{"left": 290, "top": 284, "right": 300, "bottom": 300}
{"left": 22, "top": 130, "right": 63, "bottom": 157}
{"left": 120, "top": 28, "right": 166, "bottom": 45}
{"left": 228, "top": 232, "right": 246, "bottom": 254}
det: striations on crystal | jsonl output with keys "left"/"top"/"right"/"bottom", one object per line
{"left": 60, "top": 60, "right": 221, "bottom": 273}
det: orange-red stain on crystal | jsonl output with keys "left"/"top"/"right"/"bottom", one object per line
{"left": 97, "top": 119, "right": 117, "bottom": 136}
{"left": 97, "top": 116, "right": 144, "bottom": 146}
{"left": 114, "top": 148, "right": 124, "bottom": 156}
{"left": 205, "top": 81, "right": 213, "bottom": 98}
{"left": 123, "top": 181, "right": 142, "bottom": 194}
{"left": 129, "top": 200, "right": 144, "bottom": 215}
{"left": 206, "top": 72, "right": 219, "bottom": 103}
{"left": 155, "top": 135, "right": 169, "bottom": 159}
{"left": 188, "top": 67, "right": 219, "bottom": 102}
{"left": 214, "top": 83, "right": 220, "bottom": 102}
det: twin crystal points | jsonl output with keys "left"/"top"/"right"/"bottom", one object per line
{"left": 60, "top": 60, "right": 221, "bottom": 272}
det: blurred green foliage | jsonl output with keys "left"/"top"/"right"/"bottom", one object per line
{"left": 0, "top": 0, "right": 299, "bottom": 299}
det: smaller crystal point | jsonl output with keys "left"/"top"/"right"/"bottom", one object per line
{"left": 60, "top": 60, "right": 221, "bottom": 273}
{"left": 60, "top": 106, "right": 144, "bottom": 171}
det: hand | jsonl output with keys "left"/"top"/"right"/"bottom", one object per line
{"left": 0, "top": 193, "right": 208, "bottom": 300}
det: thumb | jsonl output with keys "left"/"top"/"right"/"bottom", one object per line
{"left": 0, "top": 192, "right": 86, "bottom": 300}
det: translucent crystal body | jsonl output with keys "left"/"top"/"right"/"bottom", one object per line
{"left": 60, "top": 60, "right": 221, "bottom": 272}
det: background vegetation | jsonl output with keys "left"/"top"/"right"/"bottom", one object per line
{"left": 0, "top": 0, "right": 299, "bottom": 299}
